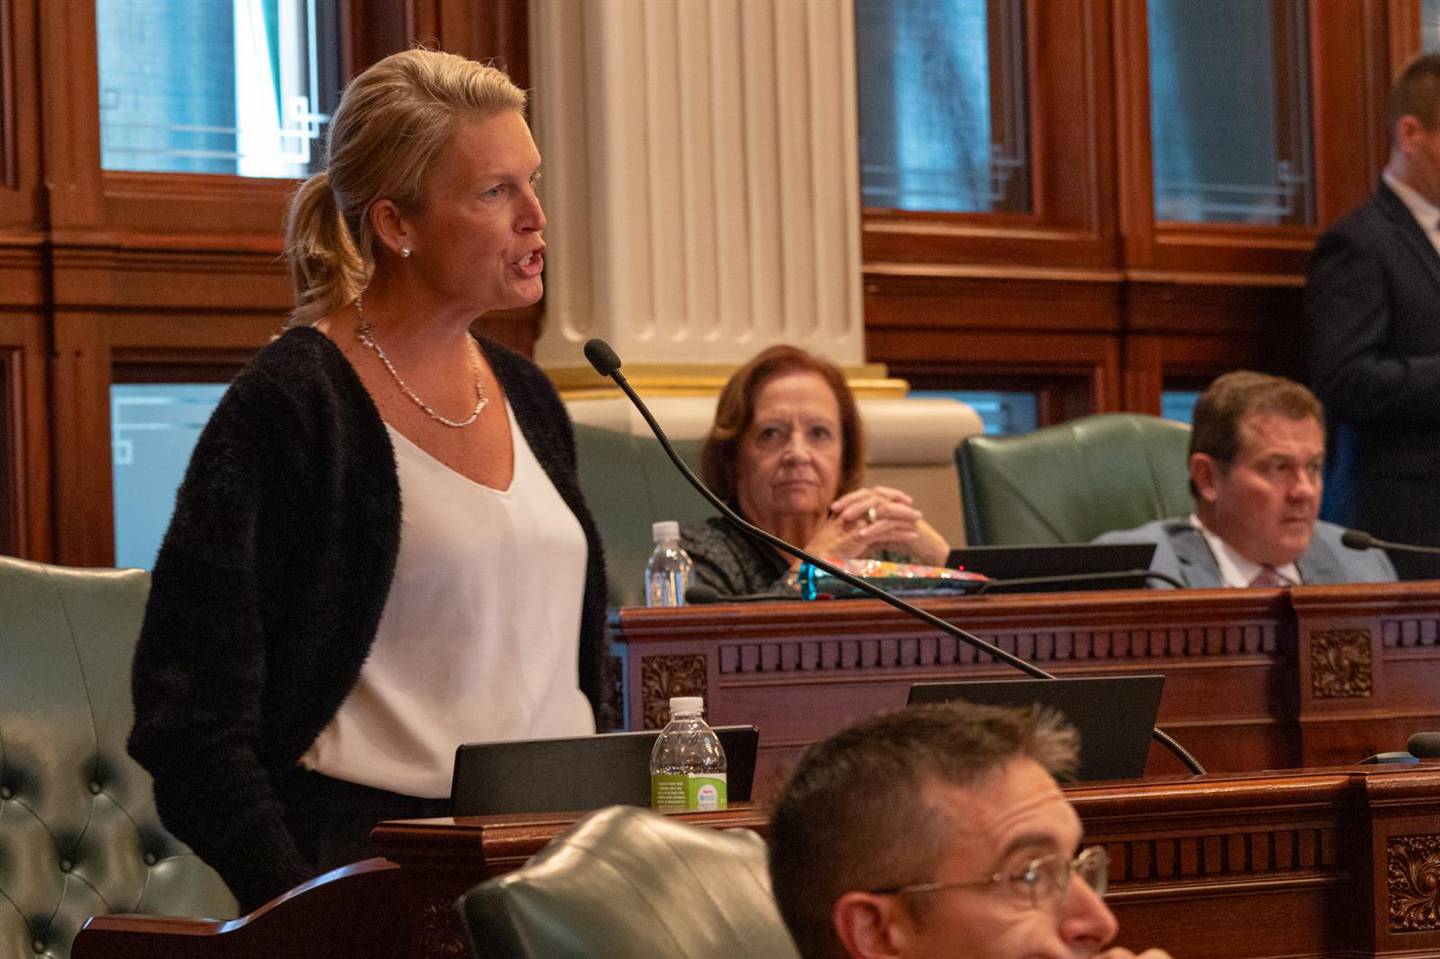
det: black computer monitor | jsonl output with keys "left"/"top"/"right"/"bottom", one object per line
{"left": 907, "top": 675, "right": 1165, "bottom": 782}
{"left": 451, "top": 725, "right": 760, "bottom": 816}
{"left": 945, "top": 543, "right": 1158, "bottom": 592}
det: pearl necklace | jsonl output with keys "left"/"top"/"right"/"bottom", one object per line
{"left": 354, "top": 294, "right": 488, "bottom": 428}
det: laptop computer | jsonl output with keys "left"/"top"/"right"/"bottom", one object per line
{"left": 451, "top": 725, "right": 760, "bottom": 816}
{"left": 907, "top": 675, "right": 1166, "bottom": 782}
{"left": 945, "top": 543, "right": 1158, "bottom": 592}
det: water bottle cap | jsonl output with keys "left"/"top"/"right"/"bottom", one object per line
{"left": 669, "top": 696, "right": 704, "bottom": 714}
{"left": 652, "top": 520, "right": 680, "bottom": 542}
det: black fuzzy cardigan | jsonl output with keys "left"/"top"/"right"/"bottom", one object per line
{"left": 127, "top": 327, "right": 608, "bottom": 912}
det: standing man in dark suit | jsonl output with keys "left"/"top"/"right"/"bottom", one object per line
{"left": 1306, "top": 53, "right": 1440, "bottom": 580}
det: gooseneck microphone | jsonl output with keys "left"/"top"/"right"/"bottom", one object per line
{"left": 584, "top": 338, "right": 1206, "bottom": 776}
{"left": 1341, "top": 529, "right": 1440, "bottom": 556}
{"left": 1407, "top": 731, "right": 1440, "bottom": 759}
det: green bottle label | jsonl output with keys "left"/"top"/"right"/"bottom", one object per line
{"left": 651, "top": 772, "right": 728, "bottom": 812}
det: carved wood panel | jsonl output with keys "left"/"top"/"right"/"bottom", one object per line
{"left": 1309, "top": 628, "right": 1373, "bottom": 699}
{"left": 639, "top": 654, "right": 708, "bottom": 729}
{"left": 1387, "top": 834, "right": 1440, "bottom": 933}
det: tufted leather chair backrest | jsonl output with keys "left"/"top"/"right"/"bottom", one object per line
{"left": 958, "top": 414, "right": 1195, "bottom": 546}
{"left": 460, "top": 804, "right": 800, "bottom": 958}
{"left": 0, "top": 555, "right": 237, "bottom": 959}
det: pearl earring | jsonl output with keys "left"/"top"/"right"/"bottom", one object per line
{"left": 400, "top": 247, "right": 412, "bottom": 258}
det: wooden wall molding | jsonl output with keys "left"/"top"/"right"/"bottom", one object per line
{"left": 49, "top": 246, "right": 290, "bottom": 311}
{"left": 715, "top": 620, "right": 1278, "bottom": 676}
{"left": 0, "top": 312, "right": 48, "bottom": 559}
{"left": 1381, "top": 615, "right": 1440, "bottom": 648}
{"left": 0, "top": 241, "right": 44, "bottom": 308}
{"left": 1111, "top": 826, "right": 1340, "bottom": 885}
{"left": 0, "top": 0, "right": 41, "bottom": 228}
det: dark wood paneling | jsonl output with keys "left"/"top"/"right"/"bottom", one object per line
{"left": 0, "top": 0, "right": 41, "bottom": 231}
{"left": 0, "top": 311, "right": 47, "bottom": 559}
{"left": 870, "top": 326, "right": 1122, "bottom": 416}
{"left": 341, "top": 0, "right": 414, "bottom": 78}
{"left": 1311, "top": 0, "right": 1391, "bottom": 225}
{"left": 1387, "top": 0, "right": 1421, "bottom": 77}
{"left": 865, "top": 270, "right": 1123, "bottom": 333}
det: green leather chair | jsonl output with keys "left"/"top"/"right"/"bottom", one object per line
{"left": 957, "top": 414, "right": 1194, "bottom": 546}
{"left": 459, "top": 804, "right": 800, "bottom": 959}
{"left": 0, "top": 556, "right": 236, "bottom": 959}
{"left": 572, "top": 424, "right": 712, "bottom": 608}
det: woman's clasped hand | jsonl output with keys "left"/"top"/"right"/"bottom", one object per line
{"left": 806, "top": 485, "right": 950, "bottom": 568}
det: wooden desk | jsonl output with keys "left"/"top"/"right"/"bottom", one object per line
{"left": 366, "top": 764, "right": 1440, "bottom": 959}
{"left": 76, "top": 765, "right": 1440, "bottom": 958}
{"left": 612, "top": 582, "right": 1440, "bottom": 797}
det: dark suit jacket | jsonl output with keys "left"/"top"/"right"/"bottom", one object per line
{"left": 1305, "top": 180, "right": 1440, "bottom": 578}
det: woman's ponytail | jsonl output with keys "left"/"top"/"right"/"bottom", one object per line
{"left": 284, "top": 171, "right": 368, "bottom": 326}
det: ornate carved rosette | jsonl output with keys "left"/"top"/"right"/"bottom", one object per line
{"left": 1309, "top": 628, "right": 1373, "bottom": 699}
{"left": 640, "top": 653, "right": 708, "bottom": 729}
{"left": 1388, "top": 834, "right": 1440, "bottom": 932}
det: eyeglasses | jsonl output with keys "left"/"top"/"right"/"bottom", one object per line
{"left": 869, "top": 845, "right": 1109, "bottom": 911}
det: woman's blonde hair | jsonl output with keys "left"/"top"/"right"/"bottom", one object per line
{"left": 284, "top": 49, "right": 527, "bottom": 325}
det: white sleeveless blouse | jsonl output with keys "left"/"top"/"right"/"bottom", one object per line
{"left": 300, "top": 402, "right": 594, "bottom": 798}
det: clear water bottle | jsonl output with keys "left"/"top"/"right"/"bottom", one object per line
{"left": 650, "top": 696, "right": 728, "bottom": 812}
{"left": 644, "top": 521, "right": 693, "bottom": 607}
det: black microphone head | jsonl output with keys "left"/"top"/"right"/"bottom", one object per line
{"left": 1408, "top": 731, "right": 1440, "bottom": 758}
{"left": 583, "top": 339, "right": 622, "bottom": 377}
{"left": 1341, "top": 529, "right": 1374, "bottom": 551}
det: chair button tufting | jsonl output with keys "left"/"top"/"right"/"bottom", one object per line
{"left": 0, "top": 786, "right": 11, "bottom": 800}
{"left": 143, "top": 852, "right": 158, "bottom": 866}
{"left": 58, "top": 859, "right": 72, "bottom": 873}
{"left": 88, "top": 781, "right": 102, "bottom": 795}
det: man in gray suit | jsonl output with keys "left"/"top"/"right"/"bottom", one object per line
{"left": 1095, "top": 372, "right": 1396, "bottom": 588}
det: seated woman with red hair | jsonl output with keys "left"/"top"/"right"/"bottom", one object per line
{"left": 683, "top": 345, "right": 950, "bottom": 596}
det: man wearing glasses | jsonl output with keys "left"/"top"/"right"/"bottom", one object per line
{"left": 1093, "top": 371, "right": 1395, "bottom": 588}
{"left": 767, "top": 702, "right": 1168, "bottom": 959}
